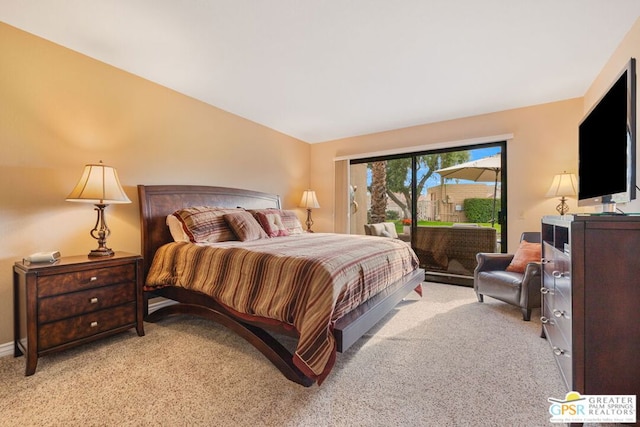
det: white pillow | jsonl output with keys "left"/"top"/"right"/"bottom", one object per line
{"left": 166, "top": 214, "right": 190, "bottom": 242}
{"left": 382, "top": 222, "right": 399, "bottom": 239}
{"left": 369, "top": 222, "right": 398, "bottom": 239}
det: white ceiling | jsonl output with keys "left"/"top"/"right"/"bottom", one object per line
{"left": 2, "top": 1, "right": 640, "bottom": 143}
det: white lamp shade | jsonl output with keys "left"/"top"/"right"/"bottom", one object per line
{"left": 546, "top": 172, "right": 577, "bottom": 198}
{"left": 299, "top": 190, "right": 320, "bottom": 209}
{"left": 66, "top": 162, "right": 131, "bottom": 204}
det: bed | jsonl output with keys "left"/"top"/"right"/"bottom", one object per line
{"left": 138, "top": 184, "right": 424, "bottom": 386}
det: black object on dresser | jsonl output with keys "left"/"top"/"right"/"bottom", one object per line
{"left": 541, "top": 215, "right": 640, "bottom": 396}
{"left": 13, "top": 252, "right": 145, "bottom": 375}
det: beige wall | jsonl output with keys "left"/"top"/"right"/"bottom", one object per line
{"left": 0, "top": 24, "right": 310, "bottom": 344}
{"left": 310, "top": 98, "right": 584, "bottom": 249}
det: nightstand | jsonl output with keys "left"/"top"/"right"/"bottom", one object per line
{"left": 13, "top": 252, "right": 144, "bottom": 375}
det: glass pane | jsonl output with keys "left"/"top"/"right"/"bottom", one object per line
{"left": 349, "top": 158, "right": 412, "bottom": 240}
{"left": 349, "top": 163, "right": 368, "bottom": 235}
{"left": 348, "top": 144, "right": 504, "bottom": 286}
{"left": 417, "top": 147, "right": 501, "bottom": 285}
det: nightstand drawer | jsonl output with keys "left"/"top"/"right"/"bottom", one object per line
{"left": 38, "top": 282, "right": 136, "bottom": 323}
{"left": 37, "top": 264, "right": 136, "bottom": 297}
{"left": 38, "top": 302, "right": 136, "bottom": 350}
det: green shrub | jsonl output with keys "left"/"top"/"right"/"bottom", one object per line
{"left": 464, "top": 198, "right": 498, "bottom": 223}
{"left": 386, "top": 210, "right": 400, "bottom": 220}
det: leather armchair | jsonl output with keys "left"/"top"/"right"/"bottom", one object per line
{"left": 474, "top": 232, "right": 541, "bottom": 321}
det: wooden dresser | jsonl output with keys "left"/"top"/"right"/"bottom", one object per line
{"left": 13, "top": 252, "right": 145, "bottom": 375}
{"left": 541, "top": 215, "right": 640, "bottom": 396}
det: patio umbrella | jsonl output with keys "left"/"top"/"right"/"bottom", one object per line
{"left": 435, "top": 154, "right": 502, "bottom": 226}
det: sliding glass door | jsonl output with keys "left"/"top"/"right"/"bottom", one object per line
{"left": 349, "top": 142, "right": 506, "bottom": 286}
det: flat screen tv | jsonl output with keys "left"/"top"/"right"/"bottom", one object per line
{"left": 578, "top": 58, "right": 636, "bottom": 213}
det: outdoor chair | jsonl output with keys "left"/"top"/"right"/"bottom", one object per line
{"left": 414, "top": 225, "right": 497, "bottom": 278}
{"left": 364, "top": 222, "right": 411, "bottom": 242}
{"left": 474, "top": 232, "right": 541, "bottom": 321}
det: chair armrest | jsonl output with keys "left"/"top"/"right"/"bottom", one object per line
{"left": 475, "top": 252, "right": 514, "bottom": 273}
{"left": 520, "top": 262, "right": 542, "bottom": 308}
{"left": 522, "top": 261, "right": 541, "bottom": 278}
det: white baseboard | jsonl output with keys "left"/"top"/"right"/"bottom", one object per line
{"left": 148, "top": 297, "right": 178, "bottom": 313}
{"left": 1, "top": 298, "right": 177, "bottom": 359}
{"left": 0, "top": 340, "right": 14, "bottom": 358}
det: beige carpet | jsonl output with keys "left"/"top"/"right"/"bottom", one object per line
{"left": 0, "top": 282, "right": 568, "bottom": 426}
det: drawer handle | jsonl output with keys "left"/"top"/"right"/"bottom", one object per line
{"left": 90, "top": 321, "right": 98, "bottom": 328}
{"left": 541, "top": 287, "right": 554, "bottom": 295}
{"left": 552, "top": 309, "right": 570, "bottom": 319}
{"left": 90, "top": 297, "right": 98, "bottom": 304}
{"left": 90, "top": 276, "right": 98, "bottom": 282}
{"left": 541, "top": 316, "right": 551, "bottom": 324}
{"left": 552, "top": 346, "right": 567, "bottom": 356}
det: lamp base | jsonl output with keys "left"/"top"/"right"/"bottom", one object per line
{"left": 88, "top": 203, "right": 115, "bottom": 257}
{"left": 555, "top": 196, "right": 570, "bottom": 215}
{"left": 305, "top": 208, "right": 314, "bottom": 233}
{"left": 89, "top": 247, "right": 114, "bottom": 257}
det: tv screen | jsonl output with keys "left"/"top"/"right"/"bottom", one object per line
{"left": 578, "top": 58, "right": 636, "bottom": 210}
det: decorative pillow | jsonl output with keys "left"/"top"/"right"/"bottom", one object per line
{"left": 506, "top": 240, "right": 542, "bottom": 273}
{"left": 166, "top": 214, "right": 190, "bottom": 242}
{"left": 223, "top": 211, "right": 268, "bottom": 241}
{"left": 172, "top": 206, "right": 243, "bottom": 243}
{"left": 255, "top": 211, "right": 290, "bottom": 237}
{"left": 280, "top": 210, "right": 304, "bottom": 234}
{"left": 367, "top": 222, "right": 398, "bottom": 239}
{"left": 381, "top": 222, "right": 398, "bottom": 239}
{"left": 249, "top": 209, "right": 304, "bottom": 235}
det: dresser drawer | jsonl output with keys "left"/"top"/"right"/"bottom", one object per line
{"left": 542, "top": 303, "right": 572, "bottom": 389}
{"left": 551, "top": 289, "right": 571, "bottom": 324}
{"left": 543, "top": 300, "right": 571, "bottom": 346}
{"left": 543, "top": 278, "right": 572, "bottom": 326}
{"left": 37, "top": 264, "right": 136, "bottom": 297}
{"left": 552, "top": 255, "right": 571, "bottom": 303}
{"left": 38, "top": 282, "right": 136, "bottom": 323}
{"left": 542, "top": 312, "right": 571, "bottom": 356}
{"left": 551, "top": 341, "right": 573, "bottom": 390}
{"left": 38, "top": 302, "right": 136, "bottom": 350}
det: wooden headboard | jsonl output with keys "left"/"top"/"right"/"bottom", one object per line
{"left": 137, "top": 185, "right": 281, "bottom": 277}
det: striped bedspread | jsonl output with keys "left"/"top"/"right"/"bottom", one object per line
{"left": 145, "top": 233, "right": 420, "bottom": 383}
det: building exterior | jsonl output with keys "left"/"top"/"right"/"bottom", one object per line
{"left": 425, "top": 183, "right": 499, "bottom": 223}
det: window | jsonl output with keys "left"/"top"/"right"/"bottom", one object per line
{"left": 349, "top": 142, "right": 506, "bottom": 285}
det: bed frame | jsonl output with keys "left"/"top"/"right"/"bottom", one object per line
{"left": 137, "top": 184, "right": 424, "bottom": 386}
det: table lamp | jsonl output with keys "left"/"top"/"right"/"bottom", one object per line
{"left": 299, "top": 190, "right": 320, "bottom": 232}
{"left": 66, "top": 161, "right": 131, "bottom": 257}
{"left": 546, "top": 172, "right": 577, "bottom": 215}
